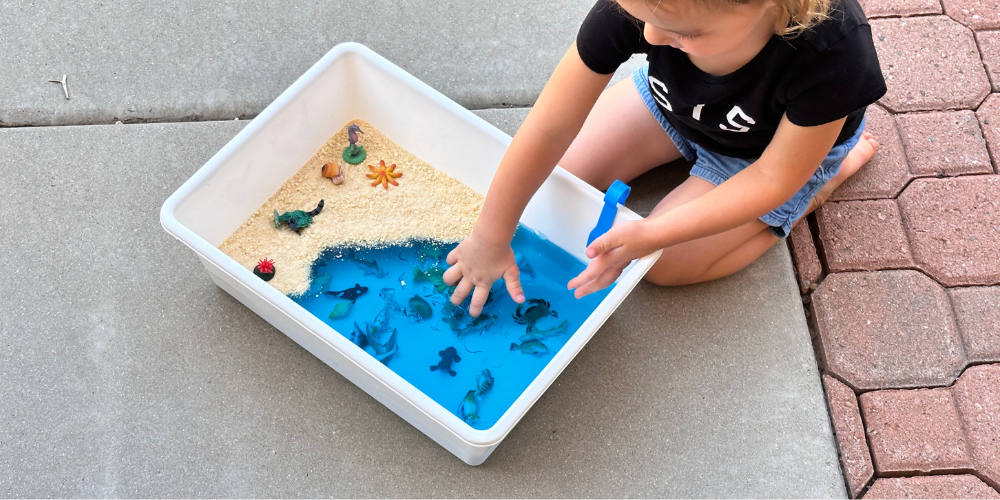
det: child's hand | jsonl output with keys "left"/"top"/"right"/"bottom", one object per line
{"left": 568, "top": 219, "right": 656, "bottom": 298}
{"left": 444, "top": 234, "right": 526, "bottom": 317}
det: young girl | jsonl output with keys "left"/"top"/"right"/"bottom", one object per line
{"left": 444, "top": 0, "right": 886, "bottom": 316}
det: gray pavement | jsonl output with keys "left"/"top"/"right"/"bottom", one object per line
{"left": 1, "top": 0, "right": 642, "bottom": 127}
{"left": 2, "top": 0, "right": 845, "bottom": 495}
{"left": 0, "top": 119, "right": 845, "bottom": 497}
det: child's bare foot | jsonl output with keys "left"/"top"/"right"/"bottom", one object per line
{"left": 803, "top": 131, "right": 879, "bottom": 216}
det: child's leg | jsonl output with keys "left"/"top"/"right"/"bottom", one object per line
{"left": 558, "top": 78, "right": 685, "bottom": 190}
{"left": 800, "top": 132, "right": 879, "bottom": 217}
{"left": 644, "top": 132, "right": 880, "bottom": 286}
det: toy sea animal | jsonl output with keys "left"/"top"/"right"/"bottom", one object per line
{"left": 418, "top": 243, "right": 445, "bottom": 264}
{"left": 274, "top": 200, "right": 324, "bottom": 235}
{"left": 518, "top": 319, "right": 570, "bottom": 342}
{"left": 328, "top": 300, "right": 352, "bottom": 319}
{"left": 321, "top": 162, "right": 345, "bottom": 184}
{"left": 253, "top": 258, "right": 275, "bottom": 281}
{"left": 351, "top": 320, "right": 398, "bottom": 364}
{"left": 366, "top": 160, "right": 402, "bottom": 189}
{"left": 515, "top": 253, "right": 537, "bottom": 279}
{"left": 342, "top": 124, "right": 366, "bottom": 164}
{"left": 313, "top": 274, "right": 332, "bottom": 291}
{"left": 408, "top": 294, "right": 432, "bottom": 320}
{"left": 449, "top": 313, "right": 497, "bottom": 337}
{"left": 379, "top": 288, "right": 406, "bottom": 316}
{"left": 458, "top": 390, "right": 480, "bottom": 423}
{"left": 430, "top": 346, "right": 461, "bottom": 376}
{"left": 325, "top": 283, "right": 368, "bottom": 302}
{"left": 348, "top": 250, "right": 389, "bottom": 278}
{"left": 476, "top": 369, "right": 495, "bottom": 397}
{"left": 412, "top": 266, "right": 454, "bottom": 295}
{"left": 510, "top": 340, "right": 549, "bottom": 355}
{"left": 512, "top": 298, "right": 558, "bottom": 332}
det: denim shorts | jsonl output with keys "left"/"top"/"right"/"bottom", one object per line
{"left": 632, "top": 65, "right": 865, "bottom": 238}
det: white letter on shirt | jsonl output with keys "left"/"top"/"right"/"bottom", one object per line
{"left": 692, "top": 104, "right": 704, "bottom": 121}
{"left": 648, "top": 76, "right": 673, "bottom": 112}
{"left": 719, "top": 105, "right": 756, "bottom": 132}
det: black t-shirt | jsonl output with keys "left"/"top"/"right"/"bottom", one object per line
{"left": 576, "top": 0, "right": 887, "bottom": 159}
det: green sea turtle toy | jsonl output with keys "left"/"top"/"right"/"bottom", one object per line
{"left": 274, "top": 200, "right": 324, "bottom": 235}
{"left": 342, "top": 124, "right": 366, "bottom": 164}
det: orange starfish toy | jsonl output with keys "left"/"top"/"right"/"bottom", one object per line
{"left": 366, "top": 160, "right": 402, "bottom": 189}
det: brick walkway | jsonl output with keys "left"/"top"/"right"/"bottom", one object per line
{"left": 788, "top": 1, "right": 1000, "bottom": 497}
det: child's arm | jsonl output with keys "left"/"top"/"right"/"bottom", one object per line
{"left": 568, "top": 114, "right": 847, "bottom": 297}
{"left": 444, "top": 43, "right": 613, "bottom": 316}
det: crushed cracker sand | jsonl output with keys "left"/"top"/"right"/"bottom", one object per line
{"left": 218, "top": 120, "right": 484, "bottom": 296}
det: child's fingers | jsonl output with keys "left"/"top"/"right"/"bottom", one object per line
{"left": 503, "top": 265, "right": 525, "bottom": 304}
{"left": 442, "top": 264, "right": 463, "bottom": 286}
{"left": 467, "top": 285, "right": 492, "bottom": 318}
{"left": 450, "top": 277, "right": 474, "bottom": 306}
{"left": 568, "top": 254, "right": 610, "bottom": 290}
{"left": 446, "top": 248, "right": 458, "bottom": 266}
{"left": 573, "top": 267, "right": 621, "bottom": 299}
{"left": 586, "top": 229, "right": 624, "bottom": 259}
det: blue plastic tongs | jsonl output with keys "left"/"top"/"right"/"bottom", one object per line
{"left": 587, "top": 179, "right": 631, "bottom": 248}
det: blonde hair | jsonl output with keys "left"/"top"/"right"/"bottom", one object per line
{"left": 769, "top": 0, "right": 832, "bottom": 36}
{"left": 620, "top": 0, "right": 832, "bottom": 37}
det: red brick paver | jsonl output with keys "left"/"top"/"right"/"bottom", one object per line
{"left": 817, "top": 200, "right": 914, "bottom": 272}
{"left": 791, "top": 0, "right": 1000, "bottom": 496}
{"left": 811, "top": 270, "right": 966, "bottom": 391}
{"left": 788, "top": 221, "right": 823, "bottom": 293}
{"left": 862, "top": 0, "right": 941, "bottom": 18}
{"left": 832, "top": 105, "right": 912, "bottom": 201}
{"left": 948, "top": 287, "right": 1000, "bottom": 363}
{"left": 860, "top": 387, "right": 972, "bottom": 473}
{"left": 870, "top": 17, "right": 991, "bottom": 112}
{"left": 823, "top": 375, "right": 875, "bottom": 497}
{"left": 942, "top": 0, "right": 1000, "bottom": 30}
{"left": 978, "top": 33, "right": 1000, "bottom": 92}
{"left": 952, "top": 365, "right": 1000, "bottom": 488}
{"left": 864, "top": 475, "right": 1000, "bottom": 499}
{"left": 978, "top": 94, "right": 1000, "bottom": 168}
{"left": 895, "top": 111, "right": 992, "bottom": 176}
{"left": 897, "top": 176, "right": 1000, "bottom": 286}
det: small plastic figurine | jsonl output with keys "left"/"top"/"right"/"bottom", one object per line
{"left": 476, "top": 369, "right": 495, "bottom": 397}
{"left": 342, "top": 124, "right": 366, "bottom": 164}
{"left": 511, "top": 298, "right": 559, "bottom": 333}
{"left": 322, "top": 162, "right": 345, "bottom": 185}
{"left": 325, "top": 283, "right": 368, "bottom": 302}
{"left": 366, "top": 160, "right": 402, "bottom": 189}
{"left": 273, "top": 200, "right": 324, "bottom": 235}
{"left": 430, "top": 346, "right": 461, "bottom": 376}
{"left": 510, "top": 340, "right": 549, "bottom": 355}
{"left": 458, "top": 390, "right": 480, "bottom": 423}
{"left": 253, "top": 258, "right": 275, "bottom": 281}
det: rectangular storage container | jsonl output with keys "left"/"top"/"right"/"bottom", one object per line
{"left": 160, "top": 42, "right": 660, "bottom": 465}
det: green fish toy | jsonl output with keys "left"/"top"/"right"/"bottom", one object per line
{"left": 328, "top": 300, "right": 352, "bottom": 319}
{"left": 458, "top": 390, "right": 480, "bottom": 423}
{"left": 408, "top": 294, "right": 433, "bottom": 320}
{"left": 518, "top": 319, "right": 569, "bottom": 342}
{"left": 412, "top": 266, "right": 455, "bottom": 295}
{"left": 510, "top": 340, "right": 548, "bottom": 355}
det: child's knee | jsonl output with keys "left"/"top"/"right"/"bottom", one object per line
{"left": 642, "top": 266, "right": 706, "bottom": 287}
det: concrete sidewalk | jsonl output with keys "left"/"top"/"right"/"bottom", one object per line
{"left": 0, "top": 0, "right": 639, "bottom": 127}
{"left": 0, "top": 1, "right": 844, "bottom": 496}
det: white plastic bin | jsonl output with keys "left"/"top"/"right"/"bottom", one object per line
{"left": 160, "top": 42, "right": 660, "bottom": 465}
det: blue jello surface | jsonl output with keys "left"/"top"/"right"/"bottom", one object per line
{"left": 290, "top": 225, "right": 613, "bottom": 429}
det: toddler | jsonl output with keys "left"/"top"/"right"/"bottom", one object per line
{"left": 445, "top": 0, "right": 886, "bottom": 316}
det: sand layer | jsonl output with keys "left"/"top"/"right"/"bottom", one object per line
{"left": 218, "top": 120, "right": 484, "bottom": 296}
